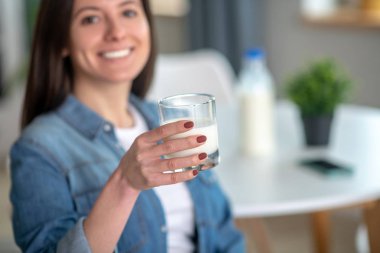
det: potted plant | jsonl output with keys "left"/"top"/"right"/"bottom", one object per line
{"left": 285, "top": 58, "right": 352, "bottom": 146}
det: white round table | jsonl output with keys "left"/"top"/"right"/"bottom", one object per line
{"left": 215, "top": 100, "right": 380, "bottom": 253}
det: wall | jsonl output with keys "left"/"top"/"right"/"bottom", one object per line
{"left": 0, "top": 86, "right": 23, "bottom": 163}
{"left": 154, "top": 16, "right": 189, "bottom": 53}
{"left": 0, "top": 0, "right": 26, "bottom": 163}
{"left": 263, "top": 0, "right": 380, "bottom": 107}
{"left": 0, "top": 0, "right": 26, "bottom": 80}
{"left": 151, "top": 0, "right": 189, "bottom": 53}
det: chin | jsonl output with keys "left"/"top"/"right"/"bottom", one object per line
{"left": 105, "top": 77, "right": 134, "bottom": 85}
{"left": 100, "top": 70, "right": 139, "bottom": 84}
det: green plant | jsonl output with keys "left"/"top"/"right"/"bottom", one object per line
{"left": 285, "top": 58, "right": 352, "bottom": 116}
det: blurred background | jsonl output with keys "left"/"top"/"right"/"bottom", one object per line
{"left": 1, "top": 0, "right": 380, "bottom": 252}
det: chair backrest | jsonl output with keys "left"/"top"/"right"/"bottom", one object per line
{"left": 147, "top": 49, "right": 236, "bottom": 105}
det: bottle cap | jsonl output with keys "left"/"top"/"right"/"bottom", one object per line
{"left": 244, "top": 48, "right": 265, "bottom": 59}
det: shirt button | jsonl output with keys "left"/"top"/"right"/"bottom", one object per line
{"left": 160, "top": 226, "right": 167, "bottom": 233}
{"left": 103, "top": 124, "right": 112, "bottom": 132}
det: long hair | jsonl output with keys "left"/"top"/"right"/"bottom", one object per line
{"left": 21, "top": 0, "right": 157, "bottom": 129}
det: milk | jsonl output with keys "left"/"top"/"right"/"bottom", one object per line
{"left": 163, "top": 120, "right": 219, "bottom": 158}
{"left": 158, "top": 93, "right": 220, "bottom": 171}
{"left": 238, "top": 48, "right": 275, "bottom": 157}
{"left": 240, "top": 89, "right": 275, "bottom": 156}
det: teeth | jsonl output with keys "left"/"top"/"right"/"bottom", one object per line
{"left": 102, "top": 48, "right": 131, "bottom": 59}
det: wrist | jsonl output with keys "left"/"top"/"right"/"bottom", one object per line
{"left": 112, "top": 167, "right": 141, "bottom": 199}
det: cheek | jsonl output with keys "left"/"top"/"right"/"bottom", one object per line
{"left": 137, "top": 21, "right": 151, "bottom": 49}
{"left": 69, "top": 27, "right": 102, "bottom": 54}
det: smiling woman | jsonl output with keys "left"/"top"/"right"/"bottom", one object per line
{"left": 9, "top": 0, "right": 245, "bottom": 253}
{"left": 67, "top": 0, "right": 151, "bottom": 102}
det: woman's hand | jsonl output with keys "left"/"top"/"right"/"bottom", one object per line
{"left": 119, "top": 120, "right": 207, "bottom": 190}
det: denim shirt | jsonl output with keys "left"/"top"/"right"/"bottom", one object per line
{"left": 10, "top": 94, "right": 245, "bottom": 253}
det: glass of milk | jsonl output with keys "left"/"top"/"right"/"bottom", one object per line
{"left": 158, "top": 93, "right": 219, "bottom": 171}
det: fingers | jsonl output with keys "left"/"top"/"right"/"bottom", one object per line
{"left": 123, "top": 120, "right": 208, "bottom": 190}
{"left": 155, "top": 152, "right": 207, "bottom": 172}
{"left": 148, "top": 135, "right": 207, "bottom": 157}
{"left": 132, "top": 132, "right": 206, "bottom": 165}
{"left": 155, "top": 169, "right": 199, "bottom": 186}
{"left": 137, "top": 153, "right": 206, "bottom": 188}
{"left": 139, "top": 120, "right": 194, "bottom": 144}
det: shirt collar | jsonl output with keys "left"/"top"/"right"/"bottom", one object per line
{"left": 56, "top": 95, "right": 105, "bottom": 139}
{"left": 129, "top": 94, "right": 160, "bottom": 130}
{"left": 56, "top": 94, "right": 159, "bottom": 140}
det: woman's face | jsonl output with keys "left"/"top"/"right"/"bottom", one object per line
{"left": 67, "top": 0, "right": 150, "bottom": 86}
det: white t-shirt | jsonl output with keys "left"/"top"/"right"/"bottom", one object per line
{"left": 114, "top": 105, "right": 195, "bottom": 253}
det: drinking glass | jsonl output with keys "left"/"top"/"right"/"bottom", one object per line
{"left": 158, "top": 93, "right": 219, "bottom": 171}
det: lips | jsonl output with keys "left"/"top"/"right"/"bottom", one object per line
{"left": 100, "top": 48, "right": 133, "bottom": 59}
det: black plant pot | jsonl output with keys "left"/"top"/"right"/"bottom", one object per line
{"left": 301, "top": 115, "right": 333, "bottom": 146}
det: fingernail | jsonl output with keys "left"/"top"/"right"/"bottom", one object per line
{"left": 193, "top": 170, "right": 198, "bottom": 176}
{"left": 198, "top": 153, "right": 207, "bottom": 160}
{"left": 196, "top": 136, "right": 207, "bottom": 143}
{"left": 184, "top": 121, "right": 194, "bottom": 129}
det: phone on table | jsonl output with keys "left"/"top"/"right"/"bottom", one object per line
{"left": 300, "top": 158, "right": 353, "bottom": 177}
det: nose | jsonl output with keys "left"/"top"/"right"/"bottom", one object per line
{"left": 105, "top": 18, "right": 127, "bottom": 41}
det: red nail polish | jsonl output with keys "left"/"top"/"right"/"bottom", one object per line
{"left": 196, "top": 136, "right": 207, "bottom": 143}
{"left": 184, "top": 121, "right": 194, "bottom": 129}
{"left": 198, "top": 153, "right": 207, "bottom": 160}
{"left": 193, "top": 170, "right": 198, "bottom": 176}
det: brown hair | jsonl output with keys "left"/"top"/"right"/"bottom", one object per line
{"left": 21, "top": 0, "right": 157, "bottom": 129}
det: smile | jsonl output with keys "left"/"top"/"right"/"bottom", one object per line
{"left": 101, "top": 48, "right": 132, "bottom": 59}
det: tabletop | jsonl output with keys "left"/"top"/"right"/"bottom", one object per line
{"left": 215, "top": 100, "right": 380, "bottom": 218}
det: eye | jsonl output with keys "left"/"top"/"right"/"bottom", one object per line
{"left": 122, "top": 9, "right": 137, "bottom": 18}
{"left": 81, "top": 16, "right": 99, "bottom": 25}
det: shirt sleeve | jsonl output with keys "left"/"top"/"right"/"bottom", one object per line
{"left": 57, "top": 217, "right": 91, "bottom": 253}
{"left": 217, "top": 198, "right": 246, "bottom": 252}
{"left": 10, "top": 139, "right": 92, "bottom": 253}
{"left": 217, "top": 215, "right": 246, "bottom": 252}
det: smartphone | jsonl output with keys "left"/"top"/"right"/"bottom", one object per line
{"left": 300, "top": 158, "right": 353, "bottom": 176}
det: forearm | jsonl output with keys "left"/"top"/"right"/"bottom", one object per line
{"left": 83, "top": 167, "right": 140, "bottom": 253}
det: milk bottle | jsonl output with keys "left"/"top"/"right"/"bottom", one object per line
{"left": 238, "top": 48, "right": 275, "bottom": 157}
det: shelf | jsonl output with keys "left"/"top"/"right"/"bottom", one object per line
{"left": 302, "top": 8, "right": 380, "bottom": 28}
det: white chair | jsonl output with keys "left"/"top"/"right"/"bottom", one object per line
{"left": 147, "top": 49, "right": 237, "bottom": 105}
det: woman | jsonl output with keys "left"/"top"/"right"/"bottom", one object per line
{"left": 10, "top": 0, "right": 245, "bottom": 252}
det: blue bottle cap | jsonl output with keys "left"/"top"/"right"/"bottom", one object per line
{"left": 244, "top": 48, "right": 265, "bottom": 59}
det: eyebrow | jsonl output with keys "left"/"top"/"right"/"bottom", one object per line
{"left": 73, "top": 0, "right": 139, "bottom": 19}
{"left": 73, "top": 6, "right": 99, "bottom": 19}
{"left": 119, "top": 0, "right": 139, "bottom": 7}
